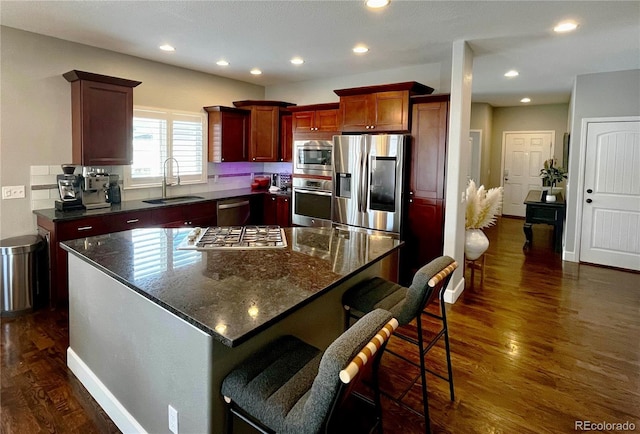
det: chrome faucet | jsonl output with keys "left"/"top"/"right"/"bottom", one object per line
{"left": 162, "top": 157, "right": 181, "bottom": 198}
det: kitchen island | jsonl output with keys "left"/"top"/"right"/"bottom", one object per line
{"left": 61, "top": 225, "right": 401, "bottom": 433}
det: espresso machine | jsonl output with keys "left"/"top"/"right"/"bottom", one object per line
{"left": 55, "top": 165, "right": 83, "bottom": 211}
{"left": 81, "top": 167, "right": 111, "bottom": 210}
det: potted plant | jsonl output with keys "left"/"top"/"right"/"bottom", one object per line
{"left": 539, "top": 158, "right": 568, "bottom": 202}
{"left": 465, "top": 180, "right": 504, "bottom": 260}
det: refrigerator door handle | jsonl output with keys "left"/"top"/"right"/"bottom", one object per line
{"left": 362, "top": 151, "right": 369, "bottom": 213}
{"left": 358, "top": 144, "right": 366, "bottom": 212}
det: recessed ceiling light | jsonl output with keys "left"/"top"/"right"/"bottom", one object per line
{"left": 290, "top": 57, "right": 304, "bottom": 65}
{"left": 554, "top": 21, "right": 578, "bottom": 33}
{"left": 521, "top": 97, "right": 531, "bottom": 103}
{"left": 353, "top": 45, "right": 369, "bottom": 54}
{"left": 250, "top": 68, "right": 262, "bottom": 75}
{"left": 216, "top": 60, "right": 229, "bottom": 66}
{"left": 159, "top": 44, "right": 175, "bottom": 52}
{"left": 365, "top": 0, "right": 390, "bottom": 8}
{"left": 504, "top": 70, "right": 519, "bottom": 78}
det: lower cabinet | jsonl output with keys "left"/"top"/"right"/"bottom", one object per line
{"left": 156, "top": 201, "right": 218, "bottom": 228}
{"left": 263, "top": 194, "right": 291, "bottom": 227}
{"left": 401, "top": 197, "right": 444, "bottom": 284}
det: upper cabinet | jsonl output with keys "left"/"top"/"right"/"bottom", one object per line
{"left": 233, "top": 100, "right": 296, "bottom": 162}
{"left": 334, "top": 82, "right": 433, "bottom": 133}
{"left": 204, "top": 106, "right": 250, "bottom": 162}
{"left": 280, "top": 113, "right": 293, "bottom": 162}
{"left": 289, "top": 103, "right": 340, "bottom": 140}
{"left": 63, "top": 70, "right": 141, "bottom": 166}
{"left": 409, "top": 95, "right": 449, "bottom": 200}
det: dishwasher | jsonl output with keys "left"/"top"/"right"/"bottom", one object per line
{"left": 217, "top": 198, "right": 251, "bottom": 226}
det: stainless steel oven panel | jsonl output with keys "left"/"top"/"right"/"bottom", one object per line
{"left": 293, "top": 140, "right": 333, "bottom": 177}
{"left": 292, "top": 184, "right": 333, "bottom": 228}
{"left": 292, "top": 177, "right": 333, "bottom": 191}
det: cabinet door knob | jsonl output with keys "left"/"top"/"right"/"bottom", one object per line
{"left": 370, "top": 125, "right": 375, "bottom": 129}
{"left": 409, "top": 199, "right": 413, "bottom": 203}
{"left": 252, "top": 158, "right": 256, "bottom": 161}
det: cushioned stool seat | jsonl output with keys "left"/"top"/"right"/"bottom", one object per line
{"left": 221, "top": 309, "right": 398, "bottom": 434}
{"left": 221, "top": 336, "right": 322, "bottom": 432}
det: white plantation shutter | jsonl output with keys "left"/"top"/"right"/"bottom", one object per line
{"left": 172, "top": 114, "right": 204, "bottom": 178}
{"left": 125, "top": 107, "right": 206, "bottom": 188}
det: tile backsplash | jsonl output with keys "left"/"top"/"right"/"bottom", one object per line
{"left": 30, "top": 161, "right": 294, "bottom": 211}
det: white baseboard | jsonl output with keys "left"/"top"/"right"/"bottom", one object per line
{"left": 67, "top": 347, "right": 147, "bottom": 434}
{"left": 444, "top": 277, "right": 465, "bottom": 304}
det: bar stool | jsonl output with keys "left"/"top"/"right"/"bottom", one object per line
{"left": 342, "top": 256, "right": 458, "bottom": 433}
{"left": 221, "top": 309, "right": 398, "bottom": 434}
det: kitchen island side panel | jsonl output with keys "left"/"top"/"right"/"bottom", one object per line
{"left": 67, "top": 254, "right": 213, "bottom": 434}
{"left": 67, "top": 252, "right": 384, "bottom": 434}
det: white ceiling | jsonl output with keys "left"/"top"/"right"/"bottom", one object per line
{"left": 1, "top": 0, "right": 639, "bottom": 107}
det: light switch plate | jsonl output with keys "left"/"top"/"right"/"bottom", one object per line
{"left": 2, "top": 185, "right": 26, "bottom": 199}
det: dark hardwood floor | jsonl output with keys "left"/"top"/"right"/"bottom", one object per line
{"left": 2, "top": 217, "right": 638, "bottom": 433}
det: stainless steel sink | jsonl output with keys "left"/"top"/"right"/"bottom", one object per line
{"left": 143, "top": 195, "right": 204, "bottom": 204}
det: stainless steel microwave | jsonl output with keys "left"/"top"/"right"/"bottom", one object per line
{"left": 293, "top": 140, "right": 332, "bottom": 177}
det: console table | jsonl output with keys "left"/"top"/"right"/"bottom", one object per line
{"left": 523, "top": 190, "right": 566, "bottom": 253}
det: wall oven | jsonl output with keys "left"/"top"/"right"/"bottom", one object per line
{"left": 293, "top": 140, "right": 333, "bottom": 177}
{"left": 292, "top": 177, "right": 333, "bottom": 228}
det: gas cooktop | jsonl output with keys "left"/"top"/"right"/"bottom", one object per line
{"left": 178, "top": 225, "right": 287, "bottom": 250}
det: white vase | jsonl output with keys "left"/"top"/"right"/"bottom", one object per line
{"left": 465, "top": 229, "right": 489, "bottom": 260}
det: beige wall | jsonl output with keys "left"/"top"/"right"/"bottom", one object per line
{"left": 488, "top": 104, "right": 570, "bottom": 189}
{"left": 564, "top": 69, "right": 640, "bottom": 260}
{"left": 266, "top": 62, "right": 446, "bottom": 105}
{"left": 0, "top": 26, "right": 264, "bottom": 238}
{"left": 470, "top": 103, "right": 493, "bottom": 187}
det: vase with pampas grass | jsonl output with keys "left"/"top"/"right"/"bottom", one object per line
{"left": 464, "top": 180, "right": 504, "bottom": 260}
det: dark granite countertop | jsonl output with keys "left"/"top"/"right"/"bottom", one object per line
{"left": 33, "top": 188, "right": 267, "bottom": 222}
{"left": 61, "top": 226, "right": 401, "bottom": 347}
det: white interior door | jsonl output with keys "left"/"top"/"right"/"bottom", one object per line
{"left": 501, "top": 131, "right": 554, "bottom": 216}
{"left": 580, "top": 121, "right": 640, "bottom": 271}
{"left": 469, "top": 129, "right": 482, "bottom": 184}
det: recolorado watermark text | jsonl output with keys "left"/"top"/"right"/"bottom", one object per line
{"left": 575, "top": 420, "right": 636, "bottom": 431}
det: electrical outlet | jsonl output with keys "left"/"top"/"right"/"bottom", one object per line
{"left": 168, "top": 404, "right": 178, "bottom": 434}
{"left": 2, "top": 185, "right": 26, "bottom": 199}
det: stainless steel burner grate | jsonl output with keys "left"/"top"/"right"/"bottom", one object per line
{"left": 178, "top": 226, "right": 287, "bottom": 250}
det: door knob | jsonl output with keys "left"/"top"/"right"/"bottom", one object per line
{"left": 586, "top": 199, "right": 593, "bottom": 203}
{"left": 586, "top": 189, "right": 593, "bottom": 194}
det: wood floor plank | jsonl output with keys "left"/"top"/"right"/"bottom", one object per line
{"left": 1, "top": 216, "right": 638, "bottom": 433}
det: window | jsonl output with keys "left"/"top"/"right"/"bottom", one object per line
{"left": 124, "top": 107, "right": 207, "bottom": 189}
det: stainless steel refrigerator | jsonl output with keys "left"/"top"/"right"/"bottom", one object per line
{"left": 332, "top": 134, "right": 409, "bottom": 234}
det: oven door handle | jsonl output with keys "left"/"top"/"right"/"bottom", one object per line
{"left": 295, "top": 188, "right": 332, "bottom": 197}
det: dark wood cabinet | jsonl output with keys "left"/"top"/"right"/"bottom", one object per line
{"left": 403, "top": 198, "right": 445, "bottom": 281}
{"left": 156, "top": 201, "right": 218, "bottom": 228}
{"left": 289, "top": 103, "right": 340, "bottom": 139}
{"left": 37, "top": 200, "right": 222, "bottom": 307}
{"left": 276, "top": 195, "right": 291, "bottom": 227}
{"left": 401, "top": 94, "right": 449, "bottom": 283}
{"left": 263, "top": 194, "right": 291, "bottom": 227}
{"left": 63, "top": 70, "right": 141, "bottom": 166}
{"left": 233, "top": 100, "right": 295, "bottom": 162}
{"left": 409, "top": 99, "right": 449, "bottom": 200}
{"left": 280, "top": 113, "right": 293, "bottom": 162}
{"left": 334, "top": 82, "right": 433, "bottom": 133}
{"left": 204, "top": 106, "right": 250, "bottom": 162}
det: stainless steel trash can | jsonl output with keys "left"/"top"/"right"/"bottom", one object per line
{"left": 1, "top": 234, "right": 43, "bottom": 316}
